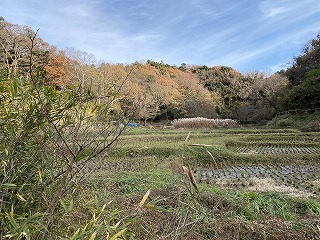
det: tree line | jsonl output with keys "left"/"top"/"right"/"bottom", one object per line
{"left": 1, "top": 18, "right": 319, "bottom": 123}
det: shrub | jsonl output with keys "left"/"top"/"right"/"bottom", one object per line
{"left": 277, "top": 118, "right": 296, "bottom": 128}
{"left": 0, "top": 31, "right": 140, "bottom": 238}
{"left": 301, "top": 120, "right": 320, "bottom": 132}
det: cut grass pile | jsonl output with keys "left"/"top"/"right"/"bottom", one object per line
{"left": 172, "top": 117, "right": 240, "bottom": 129}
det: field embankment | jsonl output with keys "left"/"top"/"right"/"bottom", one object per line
{"left": 266, "top": 112, "right": 320, "bottom": 132}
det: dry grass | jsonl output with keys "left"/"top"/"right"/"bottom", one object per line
{"left": 214, "top": 177, "right": 314, "bottom": 198}
{"left": 172, "top": 117, "right": 240, "bottom": 129}
{"left": 213, "top": 217, "right": 320, "bottom": 240}
{"left": 246, "top": 178, "right": 314, "bottom": 197}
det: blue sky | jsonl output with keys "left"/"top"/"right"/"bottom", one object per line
{"left": 1, "top": 0, "right": 320, "bottom": 73}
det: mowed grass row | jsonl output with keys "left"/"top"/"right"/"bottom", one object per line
{"left": 231, "top": 145, "right": 320, "bottom": 154}
{"left": 108, "top": 128, "right": 320, "bottom": 163}
{"left": 226, "top": 133, "right": 319, "bottom": 153}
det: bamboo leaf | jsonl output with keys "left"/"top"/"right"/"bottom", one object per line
{"left": 182, "top": 166, "right": 199, "bottom": 193}
{"left": 182, "top": 166, "right": 188, "bottom": 175}
{"left": 16, "top": 193, "right": 27, "bottom": 202}
{"left": 139, "top": 189, "right": 151, "bottom": 207}
{"left": 187, "top": 166, "right": 199, "bottom": 193}
{"left": 88, "top": 231, "right": 97, "bottom": 240}
{"left": 10, "top": 205, "right": 14, "bottom": 216}
{"left": 109, "top": 228, "right": 126, "bottom": 240}
{"left": 38, "top": 170, "right": 43, "bottom": 184}
{"left": 1, "top": 183, "right": 17, "bottom": 189}
{"left": 70, "top": 229, "right": 80, "bottom": 240}
{"left": 206, "top": 150, "right": 218, "bottom": 167}
{"left": 112, "top": 220, "right": 121, "bottom": 230}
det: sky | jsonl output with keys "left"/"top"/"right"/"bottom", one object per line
{"left": 1, "top": 0, "right": 320, "bottom": 73}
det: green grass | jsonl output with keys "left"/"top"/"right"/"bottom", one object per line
{"left": 266, "top": 112, "right": 320, "bottom": 132}
{"left": 198, "top": 184, "right": 320, "bottom": 221}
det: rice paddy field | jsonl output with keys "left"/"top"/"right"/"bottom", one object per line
{"left": 84, "top": 126, "right": 320, "bottom": 239}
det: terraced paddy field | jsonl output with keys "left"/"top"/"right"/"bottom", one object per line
{"left": 194, "top": 163, "right": 320, "bottom": 192}
{"left": 90, "top": 128, "right": 320, "bottom": 195}
{"left": 85, "top": 127, "right": 320, "bottom": 239}
{"left": 190, "top": 131, "right": 320, "bottom": 194}
{"left": 227, "top": 134, "right": 320, "bottom": 154}
{"left": 232, "top": 145, "right": 320, "bottom": 154}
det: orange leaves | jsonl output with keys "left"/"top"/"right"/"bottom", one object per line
{"left": 43, "top": 55, "right": 219, "bottom": 120}
{"left": 45, "top": 51, "right": 73, "bottom": 86}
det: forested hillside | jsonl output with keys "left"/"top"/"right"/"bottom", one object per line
{"left": 1, "top": 18, "right": 319, "bottom": 123}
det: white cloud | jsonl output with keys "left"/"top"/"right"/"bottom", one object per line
{"left": 260, "top": 0, "right": 320, "bottom": 22}
{"left": 59, "top": 5, "right": 92, "bottom": 18}
{"left": 262, "top": 6, "right": 289, "bottom": 18}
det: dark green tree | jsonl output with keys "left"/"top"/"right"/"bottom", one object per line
{"left": 283, "top": 33, "right": 320, "bottom": 109}
{"left": 285, "top": 33, "right": 320, "bottom": 86}
{"left": 284, "top": 69, "right": 320, "bottom": 109}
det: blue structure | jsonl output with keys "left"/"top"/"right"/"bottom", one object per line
{"left": 127, "top": 122, "right": 138, "bottom": 127}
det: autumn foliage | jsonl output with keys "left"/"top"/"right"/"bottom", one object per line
{"left": 1, "top": 19, "right": 319, "bottom": 123}
{"left": 44, "top": 50, "right": 73, "bottom": 86}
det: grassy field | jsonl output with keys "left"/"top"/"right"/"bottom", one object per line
{"left": 73, "top": 126, "right": 320, "bottom": 239}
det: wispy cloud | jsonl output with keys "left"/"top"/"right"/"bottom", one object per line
{"left": 262, "top": 6, "right": 289, "bottom": 18}
{"left": 59, "top": 5, "right": 92, "bottom": 18}
{"left": 260, "top": 0, "right": 320, "bottom": 22}
{"left": 1, "top": 0, "right": 320, "bottom": 72}
{"left": 207, "top": 20, "right": 320, "bottom": 72}
{"left": 260, "top": 0, "right": 292, "bottom": 19}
